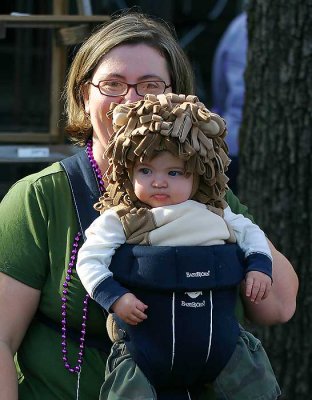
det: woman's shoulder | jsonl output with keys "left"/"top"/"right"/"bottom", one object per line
{"left": 0, "top": 162, "right": 71, "bottom": 214}
{"left": 225, "top": 190, "right": 254, "bottom": 221}
{"left": 16, "top": 161, "right": 66, "bottom": 186}
{"left": 6, "top": 162, "right": 68, "bottom": 196}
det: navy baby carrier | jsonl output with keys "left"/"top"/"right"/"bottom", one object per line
{"left": 61, "top": 149, "right": 246, "bottom": 398}
{"left": 110, "top": 244, "right": 245, "bottom": 390}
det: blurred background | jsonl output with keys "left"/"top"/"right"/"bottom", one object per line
{"left": 0, "top": 0, "right": 245, "bottom": 198}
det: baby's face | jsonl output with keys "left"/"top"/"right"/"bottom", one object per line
{"left": 132, "top": 151, "right": 194, "bottom": 208}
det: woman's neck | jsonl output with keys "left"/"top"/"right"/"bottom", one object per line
{"left": 91, "top": 136, "right": 109, "bottom": 175}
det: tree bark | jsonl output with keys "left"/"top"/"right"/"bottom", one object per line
{"left": 238, "top": 1, "right": 312, "bottom": 398}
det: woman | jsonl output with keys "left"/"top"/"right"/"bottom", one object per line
{"left": 0, "top": 12, "right": 298, "bottom": 400}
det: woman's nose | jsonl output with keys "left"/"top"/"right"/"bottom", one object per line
{"left": 121, "top": 87, "right": 142, "bottom": 103}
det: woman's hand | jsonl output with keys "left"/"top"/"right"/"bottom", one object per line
{"left": 241, "top": 240, "right": 298, "bottom": 325}
{"left": 111, "top": 293, "right": 148, "bottom": 325}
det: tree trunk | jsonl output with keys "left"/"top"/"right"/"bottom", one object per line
{"left": 238, "top": 1, "right": 312, "bottom": 398}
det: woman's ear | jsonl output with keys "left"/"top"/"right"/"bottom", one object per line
{"left": 82, "top": 84, "right": 90, "bottom": 114}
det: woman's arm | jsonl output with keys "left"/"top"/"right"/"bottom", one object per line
{"left": 240, "top": 240, "right": 298, "bottom": 325}
{"left": 0, "top": 273, "right": 40, "bottom": 400}
{"left": 225, "top": 190, "right": 298, "bottom": 325}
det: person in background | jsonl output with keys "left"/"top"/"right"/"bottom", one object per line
{"left": 0, "top": 11, "right": 297, "bottom": 400}
{"left": 212, "top": 12, "right": 247, "bottom": 193}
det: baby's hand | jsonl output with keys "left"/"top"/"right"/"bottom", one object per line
{"left": 111, "top": 293, "right": 148, "bottom": 325}
{"left": 245, "top": 271, "right": 272, "bottom": 304}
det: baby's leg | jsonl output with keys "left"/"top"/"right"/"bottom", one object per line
{"left": 100, "top": 340, "right": 156, "bottom": 400}
{"left": 213, "top": 327, "right": 281, "bottom": 400}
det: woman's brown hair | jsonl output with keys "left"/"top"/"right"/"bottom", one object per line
{"left": 64, "top": 12, "right": 195, "bottom": 145}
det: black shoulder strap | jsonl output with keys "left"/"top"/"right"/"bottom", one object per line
{"left": 60, "top": 150, "right": 101, "bottom": 240}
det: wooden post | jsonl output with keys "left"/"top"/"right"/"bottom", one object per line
{"left": 49, "top": 0, "right": 68, "bottom": 143}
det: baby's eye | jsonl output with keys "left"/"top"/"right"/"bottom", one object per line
{"left": 138, "top": 167, "right": 151, "bottom": 175}
{"left": 168, "top": 170, "right": 183, "bottom": 177}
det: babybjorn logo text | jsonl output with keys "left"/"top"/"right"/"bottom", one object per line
{"left": 186, "top": 271, "right": 210, "bottom": 278}
{"left": 181, "top": 300, "right": 206, "bottom": 308}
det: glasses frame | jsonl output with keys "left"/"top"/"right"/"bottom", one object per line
{"left": 89, "top": 80, "right": 171, "bottom": 97}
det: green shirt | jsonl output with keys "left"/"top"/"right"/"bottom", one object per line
{"left": 0, "top": 159, "right": 253, "bottom": 400}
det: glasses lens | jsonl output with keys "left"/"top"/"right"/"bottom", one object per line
{"left": 137, "top": 81, "right": 166, "bottom": 96}
{"left": 99, "top": 81, "right": 127, "bottom": 96}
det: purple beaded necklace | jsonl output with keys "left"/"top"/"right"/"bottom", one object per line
{"left": 61, "top": 139, "right": 104, "bottom": 374}
{"left": 86, "top": 139, "right": 105, "bottom": 194}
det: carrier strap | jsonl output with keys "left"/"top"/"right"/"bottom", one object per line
{"left": 58, "top": 150, "right": 112, "bottom": 354}
{"left": 60, "top": 149, "right": 101, "bottom": 239}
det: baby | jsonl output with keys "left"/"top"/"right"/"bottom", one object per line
{"left": 77, "top": 93, "right": 280, "bottom": 400}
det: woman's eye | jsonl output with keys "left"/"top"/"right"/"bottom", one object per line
{"left": 107, "top": 81, "right": 123, "bottom": 88}
{"left": 101, "top": 81, "right": 124, "bottom": 91}
{"left": 146, "top": 82, "right": 159, "bottom": 89}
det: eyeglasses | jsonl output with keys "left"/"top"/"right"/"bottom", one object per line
{"left": 89, "top": 80, "right": 171, "bottom": 97}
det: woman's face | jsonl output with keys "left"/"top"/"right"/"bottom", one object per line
{"left": 83, "top": 43, "right": 171, "bottom": 154}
